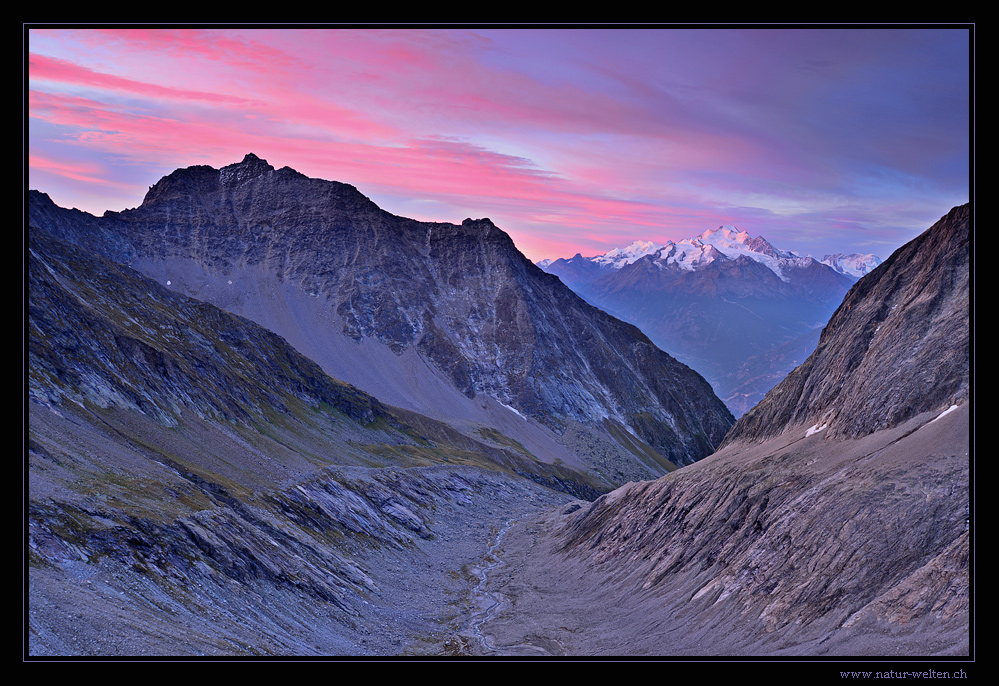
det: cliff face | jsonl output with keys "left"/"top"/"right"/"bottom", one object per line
{"left": 722, "top": 203, "right": 970, "bottom": 444}
{"left": 29, "top": 154, "right": 734, "bottom": 478}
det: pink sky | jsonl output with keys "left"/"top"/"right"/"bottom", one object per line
{"left": 26, "top": 26, "right": 971, "bottom": 262}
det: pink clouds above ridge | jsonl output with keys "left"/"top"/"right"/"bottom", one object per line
{"left": 27, "top": 26, "right": 971, "bottom": 262}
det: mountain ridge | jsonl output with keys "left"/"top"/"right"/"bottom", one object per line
{"left": 541, "top": 226, "right": 882, "bottom": 280}
{"left": 29, "top": 153, "right": 734, "bottom": 482}
{"left": 722, "top": 202, "right": 970, "bottom": 444}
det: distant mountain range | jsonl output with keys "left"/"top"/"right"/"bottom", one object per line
{"left": 538, "top": 228, "right": 882, "bottom": 416}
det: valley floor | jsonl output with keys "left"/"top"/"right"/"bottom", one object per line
{"left": 28, "top": 462, "right": 573, "bottom": 658}
{"left": 27, "top": 403, "right": 970, "bottom": 660}
{"left": 470, "top": 405, "right": 971, "bottom": 659}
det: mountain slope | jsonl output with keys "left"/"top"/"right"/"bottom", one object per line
{"left": 28, "top": 223, "right": 584, "bottom": 656}
{"left": 29, "top": 154, "right": 733, "bottom": 481}
{"left": 723, "top": 203, "right": 970, "bottom": 444}
{"left": 28, "top": 224, "right": 604, "bottom": 490}
{"left": 474, "top": 204, "right": 971, "bottom": 656}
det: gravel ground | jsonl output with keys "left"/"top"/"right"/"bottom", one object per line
{"left": 27, "top": 464, "right": 573, "bottom": 658}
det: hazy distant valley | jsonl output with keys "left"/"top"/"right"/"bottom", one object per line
{"left": 538, "top": 230, "right": 881, "bottom": 417}
{"left": 27, "top": 156, "right": 970, "bottom": 658}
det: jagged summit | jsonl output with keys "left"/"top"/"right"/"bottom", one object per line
{"left": 545, "top": 224, "right": 887, "bottom": 287}
{"left": 219, "top": 152, "right": 275, "bottom": 185}
{"left": 545, "top": 226, "right": 825, "bottom": 284}
{"left": 700, "top": 225, "right": 752, "bottom": 244}
{"left": 139, "top": 153, "right": 364, "bottom": 213}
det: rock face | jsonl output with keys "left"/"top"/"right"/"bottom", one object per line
{"left": 723, "top": 203, "right": 970, "bottom": 444}
{"left": 29, "top": 153, "right": 734, "bottom": 480}
{"left": 28, "top": 226, "right": 387, "bottom": 430}
{"left": 475, "top": 205, "right": 971, "bottom": 656}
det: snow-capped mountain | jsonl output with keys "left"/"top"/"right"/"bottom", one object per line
{"left": 539, "top": 227, "right": 871, "bottom": 417}
{"left": 821, "top": 252, "right": 883, "bottom": 277}
{"left": 544, "top": 226, "right": 862, "bottom": 284}
{"left": 591, "top": 240, "right": 664, "bottom": 269}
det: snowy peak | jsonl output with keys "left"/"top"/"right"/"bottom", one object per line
{"left": 592, "top": 240, "right": 667, "bottom": 268}
{"left": 541, "top": 225, "right": 874, "bottom": 284}
{"left": 660, "top": 240, "right": 725, "bottom": 271}
{"left": 692, "top": 226, "right": 795, "bottom": 262}
{"left": 821, "top": 253, "right": 883, "bottom": 277}
{"left": 699, "top": 225, "right": 753, "bottom": 245}
{"left": 632, "top": 226, "right": 806, "bottom": 281}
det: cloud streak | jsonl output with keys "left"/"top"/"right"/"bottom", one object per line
{"left": 27, "top": 26, "right": 971, "bottom": 261}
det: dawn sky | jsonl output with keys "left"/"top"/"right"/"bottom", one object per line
{"left": 26, "top": 26, "right": 971, "bottom": 263}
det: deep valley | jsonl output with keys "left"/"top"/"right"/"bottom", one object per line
{"left": 26, "top": 156, "right": 971, "bottom": 660}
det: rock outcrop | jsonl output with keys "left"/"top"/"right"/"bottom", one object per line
{"left": 723, "top": 203, "right": 970, "bottom": 444}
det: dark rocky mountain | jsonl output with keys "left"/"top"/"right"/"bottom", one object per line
{"left": 28, "top": 224, "right": 599, "bottom": 494}
{"left": 29, "top": 154, "right": 734, "bottom": 483}
{"left": 473, "top": 205, "right": 971, "bottom": 656}
{"left": 540, "top": 231, "right": 860, "bottom": 417}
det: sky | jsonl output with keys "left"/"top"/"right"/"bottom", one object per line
{"left": 26, "top": 26, "right": 972, "bottom": 263}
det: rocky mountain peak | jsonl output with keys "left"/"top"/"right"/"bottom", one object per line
{"left": 30, "top": 156, "right": 736, "bottom": 477}
{"left": 139, "top": 163, "right": 219, "bottom": 207}
{"left": 220, "top": 152, "right": 275, "bottom": 186}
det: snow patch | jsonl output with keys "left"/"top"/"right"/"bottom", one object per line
{"left": 805, "top": 423, "right": 827, "bottom": 437}
{"left": 592, "top": 240, "right": 666, "bottom": 268}
{"left": 499, "top": 401, "right": 525, "bottom": 419}
{"left": 821, "top": 253, "right": 882, "bottom": 277}
{"left": 930, "top": 404, "right": 959, "bottom": 424}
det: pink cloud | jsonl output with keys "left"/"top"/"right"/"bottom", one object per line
{"left": 26, "top": 28, "right": 969, "bottom": 263}
{"left": 29, "top": 52, "right": 260, "bottom": 107}
{"left": 27, "top": 153, "right": 135, "bottom": 191}
{"left": 28, "top": 83, "right": 748, "bottom": 259}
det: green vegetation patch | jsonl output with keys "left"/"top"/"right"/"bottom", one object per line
{"left": 605, "top": 417, "right": 678, "bottom": 473}
{"left": 474, "top": 426, "right": 534, "bottom": 458}
{"left": 356, "top": 443, "right": 508, "bottom": 471}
